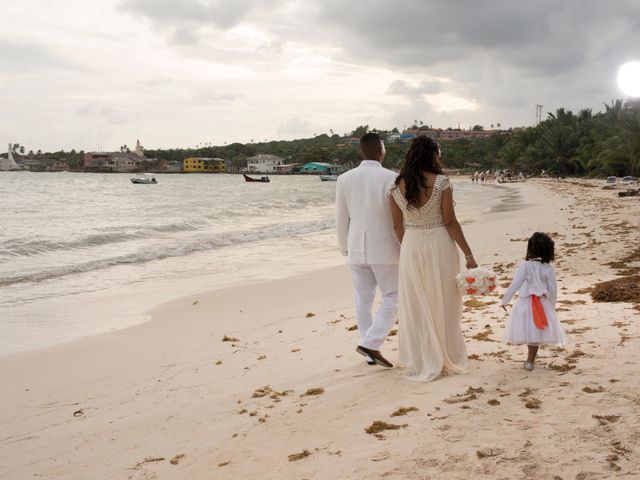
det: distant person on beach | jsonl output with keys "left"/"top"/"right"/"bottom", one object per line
{"left": 390, "top": 136, "right": 477, "bottom": 381}
{"left": 335, "top": 132, "right": 400, "bottom": 368}
{"left": 500, "top": 232, "right": 566, "bottom": 370}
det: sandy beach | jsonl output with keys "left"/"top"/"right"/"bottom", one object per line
{"left": 1, "top": 179, "right": 639, "bottom": 480}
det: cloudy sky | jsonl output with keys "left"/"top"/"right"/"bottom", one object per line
{"left": 1, "top": 0, "right": 639, "bottom": 152}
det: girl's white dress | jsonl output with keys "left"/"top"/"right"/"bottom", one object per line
{"left": 391, "top": 175, "right": 468, "bottom": 382}
{"left": 501, "top": 260, "right": 566, "bottom": 346}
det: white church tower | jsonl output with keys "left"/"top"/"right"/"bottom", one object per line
{"left": 0, "top": 144, "right": 20, "bottom": 171}
{"left": 135, "top": 139, "right": 145, "bottom": 158}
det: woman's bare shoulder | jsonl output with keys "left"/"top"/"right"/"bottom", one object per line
{"left": 423, "top": 172, "right": 438, "bottom": 186}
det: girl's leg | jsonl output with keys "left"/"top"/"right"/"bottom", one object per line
{"left": 527, "top": 344, "right": 539, "bottom": 363}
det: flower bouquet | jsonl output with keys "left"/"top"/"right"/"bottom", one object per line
{"left": 455, "top": 267, "right": 497, "bottom": 296}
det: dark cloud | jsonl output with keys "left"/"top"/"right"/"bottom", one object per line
{"left": 318, "top": 1, "right": 640, "bottom": 77}
{"left": 119, "top": 0, "right": 257, "bottom": 28}
{"left": 118, "top": 0, "right": 284, "bottom": 45}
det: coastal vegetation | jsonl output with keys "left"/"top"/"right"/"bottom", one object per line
{"left": 149, "top": 99, "right": 640, "bottom": 177}
{"left": 5, "top": 99, "right": 639, "bottom": 176}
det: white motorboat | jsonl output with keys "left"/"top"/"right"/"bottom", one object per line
{"left": 130, "top": 174, "right": 157, "bottom": 184}
{"left": 320, "top": 174, "right": 338, "bottom": 181}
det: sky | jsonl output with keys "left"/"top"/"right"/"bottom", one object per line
{"left": 1, "top": 0, "right": 639, "bottom": 152}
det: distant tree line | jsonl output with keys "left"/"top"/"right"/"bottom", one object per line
{"left": 441, "top": 99, "right": 640, "bottom": 177}
{"left": 145, "top": 99, "right": 640, "bottom": 177}
{"left": 7, "top": 99, "right": 638, "bottom": 176}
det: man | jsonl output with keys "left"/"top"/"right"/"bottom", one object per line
{"left": 335, "top": 132, "right": 400, "bottom": 368}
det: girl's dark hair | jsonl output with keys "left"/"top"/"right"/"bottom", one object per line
{"left": 394, "top": 136, "right": 443, "bottom": 208}
{"left": 526, "top": 232, "right": 555, "bottom": 263}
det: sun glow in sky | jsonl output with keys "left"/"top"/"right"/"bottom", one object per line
{"left": 1, "top": 0, "right": 639, "bottom": 151}
{"left": 617, "top": 62, "right": 640, "bottom": 97}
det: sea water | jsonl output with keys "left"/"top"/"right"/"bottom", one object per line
{"left": 0, "top": 172, "right": 514, "bottom": 354}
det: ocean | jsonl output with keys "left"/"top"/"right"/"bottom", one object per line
{"left": 0, "top": 172, "right": 514, "bottom": 354}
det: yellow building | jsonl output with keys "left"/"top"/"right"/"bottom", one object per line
{"left": 183, "top": 157, "right": 225, "bottom": 173}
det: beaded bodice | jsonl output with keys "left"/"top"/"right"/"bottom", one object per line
{"left": 390, "top": 174, "right": 451, "bottom": 229}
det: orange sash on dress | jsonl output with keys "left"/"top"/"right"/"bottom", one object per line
{"left": 531, "top": 295, "right": 548, "bottom": 330}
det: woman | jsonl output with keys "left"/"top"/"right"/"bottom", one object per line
{"left": 389, "top": 136, "right": 477, "bottom": 381}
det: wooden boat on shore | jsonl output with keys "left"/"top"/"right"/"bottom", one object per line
{"left": 243, "top": 173, "right": 270, "bottom": 183}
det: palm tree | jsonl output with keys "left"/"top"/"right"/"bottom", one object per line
{"left": 603, "top": 100, "right": 624, "bottom": 127}
{"left": 539, "top": 124, "right": 582, "bottom": 174}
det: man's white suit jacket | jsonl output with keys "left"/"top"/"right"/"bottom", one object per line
{"left": 335, "top": 160, "right": 400, "bottom": 265}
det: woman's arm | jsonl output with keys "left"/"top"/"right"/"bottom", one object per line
{"left": 389, "top": 194, "right": 405, "bottom": 243}
{"left": 441, "top": 185, "right": 477, "bottom": 269}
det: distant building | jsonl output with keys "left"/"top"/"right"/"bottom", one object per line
{"left": 183, "top": 157, "right": 225, "bottom": 173}
{"left": 0, "top": 144, "right": 20, "bottom": 171}
{"left": 299, "top": 162, "right": 343, "bottom": 174}
{"left": 83, "top": 139, "right": 147, "bottom": 172}
{"left": 84, "top": 152, "right": 141, "bottom": 172}
{"left": 275, "top": 163, "right": 300, "bottom": 174}
{"left": 246, "top": 154, "right": 284, "bottom": 173}
{"left": 109, "top": 156, "right": 138, "bottom": 172}
{"left": 135, "top": 139, "right": 144, "bottom": 158}
{"left": 165, "top": 160, "right": 182, "bottom": 173}
{"left": 399, "top": 128, "right": 503, "bottom": 142}
{"left": 50, "top": 160, "right": 69, "bottom": 172}
{"left": 399, "top": 132, "right": 417, "bottom": 142}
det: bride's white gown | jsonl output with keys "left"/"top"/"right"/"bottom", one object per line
{"left": 391, "top": 175, "right": 468, "bottom": 381}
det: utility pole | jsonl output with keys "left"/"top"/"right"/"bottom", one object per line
{"left": 535, "top": 104, "right": 543, "bottom": 125}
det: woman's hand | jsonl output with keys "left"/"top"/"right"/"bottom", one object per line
{"left": 465, "top": 256, "right": 478, "bottom": 269}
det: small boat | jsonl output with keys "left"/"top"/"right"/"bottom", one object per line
{"left": 130, "top": 174, "right": 157, "bottom": 184}
{"left": 243, "top": 173, "right": 270, "bottom": 183}
{"left": 617, "top": 189, "right": 639, "bottom": 197}
{"left": 320, "top": 174, "right": 338, "bottom": 181}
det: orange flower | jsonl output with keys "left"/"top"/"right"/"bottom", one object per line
{"left": 465, "top": 277, "right": 476, "bottom": 283}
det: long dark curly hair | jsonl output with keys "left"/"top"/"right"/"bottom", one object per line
{"left": 526, "top": 232, "right": 555, "bottom": 263}
{"left": 395, "top": 136, "right": 443, "bottom": 208}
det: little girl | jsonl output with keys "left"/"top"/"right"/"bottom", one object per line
{"left": 500, "top": 232, "right": 566, "bottom": 370}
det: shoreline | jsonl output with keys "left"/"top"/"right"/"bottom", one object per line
{"left": 2, "top": 179, "right": 639, "bottom": 479}
{"left": 0, "top": 177, "right": 517, "bottom": 357}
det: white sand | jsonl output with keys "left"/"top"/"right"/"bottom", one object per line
{"left": 1, "top": 179, "right": 639, "bottom": 479}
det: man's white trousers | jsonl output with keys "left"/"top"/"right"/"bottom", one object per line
{"left": 350, "top": 264, "right": 399, "bottom": 351}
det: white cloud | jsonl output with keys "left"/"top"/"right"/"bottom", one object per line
{"left": 0, "top": 0, "right": 638, "bottom": 151}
